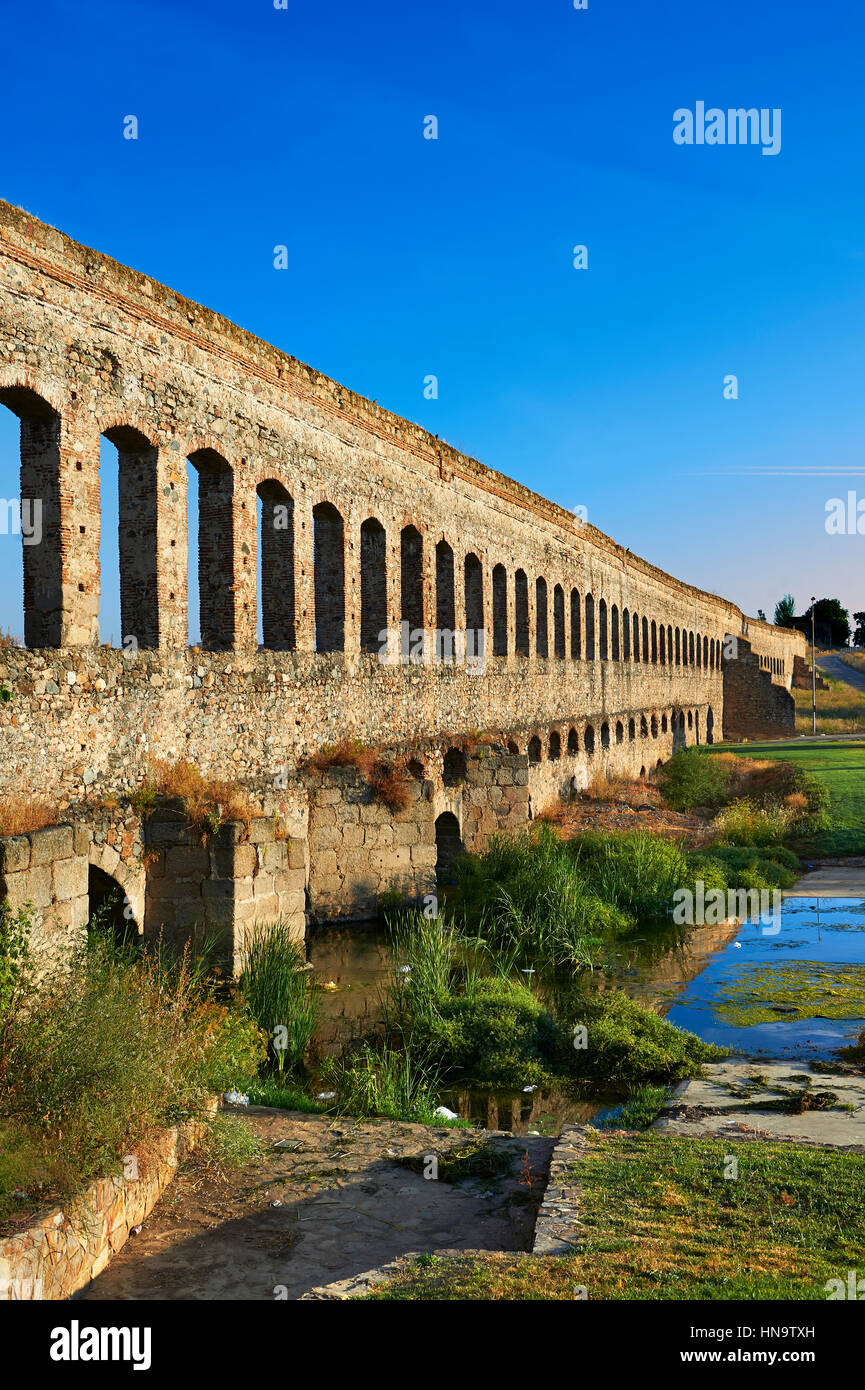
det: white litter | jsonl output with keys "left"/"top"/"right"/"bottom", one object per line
{"left": 433, "top": 1105, "right": 459, "bottom": 1120}
{"left": 522, "top": 1084, "right": 538, "bottom": 1093}
{"left": 316, "top": 1091, "right": 337, "bottom": 1101}
{"left": 223, "top": 1090, "right": 249, "bottom": 1106}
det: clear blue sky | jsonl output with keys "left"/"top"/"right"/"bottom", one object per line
{"left": 1, "top": 0, "right": 864, "bottom": 644}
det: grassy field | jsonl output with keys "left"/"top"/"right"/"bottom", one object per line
{"left": 367, "top": 1129, "right": 865, "bottom": 1300}
{"left": 792, "top": 674, "right": 865, "bottom": 735}
{"left": 711, "top": 740, "right": 865, "bottom": 857}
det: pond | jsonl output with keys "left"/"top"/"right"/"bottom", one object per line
{"left": 306, "top": 896, "right": 865, "bottom": 1135}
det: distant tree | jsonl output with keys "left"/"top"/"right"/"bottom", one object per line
{"left": 854, "top": 612, "right": 865, "bottom": 648}
{"left": 757, "top": 609, "right": 767, "bottom": 622}
{"left": 805, "top": 598, "right": 851, "bottom": 648}
{"left": 774, "top": 594, "right": 796, "bottom": 626}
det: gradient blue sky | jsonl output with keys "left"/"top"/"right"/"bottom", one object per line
{"left": 1, "top": 0, "right": 863, "bottom": 643}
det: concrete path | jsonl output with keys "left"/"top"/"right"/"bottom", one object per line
{"left": 653, "top": 1060, "right": 865, "bottom": 1149}
{"left": 819, "top": 654, "right": 865, "bottom": 693}
{"left": 786, "top": 865, "right": 865, "bottom": 897}
{"left": 80, "top": 1108, "right": 553, "bottom": 1301}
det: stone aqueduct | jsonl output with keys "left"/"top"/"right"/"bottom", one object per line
{"left": 0, "top": 201, "right": 808, "bottom": 964}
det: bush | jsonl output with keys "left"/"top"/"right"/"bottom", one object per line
{"left": 656, "top": 749, "right": 731, "bottom": 811}
{"left": 568, "top": 830, "right": 688, "bottom": 919}
{"left": 408, "top": 978, "right": 560, "bottom": 1088}
{"left": 0, "top": 932, "right": 267, "bottom": 1218}
{"left": 712, "top": 798, "right": 793, "bottom": 846}
{"left": 318, "top": 1043, "right": 444, "bottom": 1123}
{"left": 687, "top": 845, "right": 799, "bottom": 894}
{"left": 567, "top": 990, "right": 725, "bottom": 1086}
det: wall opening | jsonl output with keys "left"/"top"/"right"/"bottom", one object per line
{"left": 585, "top": 593, "right": 595, "bottom": 659}
{"left": 188, "top": 449, "right": 235, "bottom": 651}
{"left": 570, "top": 588, "right": 581, "bottom": 658}
{"left": 598, "top": 598, "right": 608, "bottom": 660}
{"left": 464, "top": 552, "right": 484, "bottom": 637}
{"left": 553, "top": 584, "right": 566, "bottom": 659}
{"left": 100, "top": 427, "right": 160, "bottom": 649}
{"left": 258, "top": 480, "right": 295, "bottom": 651}
{"left": 360, "top": 516, "right": 387, "bottom": 652}
{"left": 435, "top": 539, "right": 455, "bottom": 635}
{"left": 88, "top": 865, "right": 136, "bottom": 946}
{"left": 435, "top": 812, "right": 463, "bottom": 874}
{"left": 0, "top": 386, "right": 63, "bottom": 648}
{"left": 549, "top": 730, "right": 561, "bottom": 760}
{"left": 528, "top": 734, "right": 542, "bottom": 764}
{"left": 443, "top": 746, "right": 466, "bottom": 786}
{"left": 492, "top": 563, "right": 507, "bottom": 657}
{"left": 401, "top": 525, "right": 424, "bottom": 633}
{"left": 515, "top": 569, "right": 529, "bottom": 656}
{"left": 313, "top": 501, "right": 345, "bottom": 653}
{"left": 535, "top": 577, "right": 548, "bottom": 658}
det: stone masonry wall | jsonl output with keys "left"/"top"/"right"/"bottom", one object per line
{"left": 723, "top": 640, "right": 796, "bottom": 742}
{"left": 0, "top": 823, "right": 89, "bottom": 974}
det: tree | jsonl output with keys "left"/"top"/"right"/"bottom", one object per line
{"left": 805, "top": 598, "right": 851, "bottom": 648}
{"left": 853, "top": 612, "right": 865, "bottom": 648}
{"left": 774, "top": 594, "right": 796, "bottom": 626}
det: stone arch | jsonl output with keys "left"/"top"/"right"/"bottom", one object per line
{"left": 570, "top": 588, "right": 581, "bottom": 659}
{"left": 0, "top": 383, "right": 64, "bottom": 648}
{"left": 628, "top": 717, "right": 636, "bottom": 741}
{"left": 507, "top": 739, "right": 520, "bottom": 755}
{"left": 633, "top": 611, "right": 640, "bottom": 662}
{"left": 553, "top": 584, "right": 566, "bottom": 659}
{"left": 687, "top": 709, "right": 693, "bottom": 729}
{"left": 622, "top": 607, "right": 631, "bottom": 660}
{"left": 696, "top": 632, "right": 702, "bottom": 668}
{"left": 359, "top": 516, "right": 387, "bottom": 652}
{"left": 601, "top": 720, "right": 610, "bottom": 749}
{"left": 615, "top": 720, "right": 624, "bottom": 744}
{"left": 528, "top": 734, "right": 542, "bottom": 764}
{"left": 258, "top": 479, "right": 296, "bottom": 651}
{"left": 400, "top": 525, "right": 424, "bottom": 633}
{"left": 311, "top": 501, "right": 346, "bottom": 653}
{"left": 611, "top": 604, "right": 620, "bottom": 659}
{"left": 640, "top": 714, "right": 649, "bottom": 739}
{"left": 585, "top": 723, "right": 595, "bottom": 756}
{"left": 435, "top": 812, "right": 463, "bottom": 873}
{"left": 651, "top": 619, "right": 658, "bottom": 664}
{"left": 675, "top": 627, "right": 681, "bottom": 665}
{"left": 464, "top": 551, "right": 484, "bottom": 637}
{"left": 567, "top": 727, "right": 579, "bottom": 755}
{"left": 659, "top": 624, "right": 666, "bottom": 665}
{"left": 598, "top": 598, "right": 608, "bottom": 660}
{"left": 492, "top": 563, "right": 507, "bottom": 657}
{"left": 98, "top": 424, "right": 160, "bottom": 649}
{"left": 88, "top": 841, "right": 144, "bottom": 941}
{"left": 435, "top": 539, "right": 455, "bottom": 634}
{"left": 651, "top": 714, "right": 658, "bottom": 738}
{"left": 585, "top": 593, "right": 595, "bottom": 659}
{"left": 188, "top": 448, "right": 235, "bottom": 650}
{"left": 707, "top": 706, "right": 714, "bottom": 744}
{"left": 535, "top": 577, "right": 548, "bottom": 658}
{"left": 549, "top": 730, "right": 561, "bottom": 760}
{"left": 661, "top": 713, "right": 668, "bottom": 733}
{"left": 689, "top": 632, "right": 695, "bottom": 665}
{"left": 642, "top": 616, "right": 649, "bottom": 662}
{"left": 515, "top": 569, "right": 530, "bottom": 657}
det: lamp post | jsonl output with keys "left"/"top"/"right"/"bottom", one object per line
{"left": 811, "top": 596, "right": 817, "bottom": 735}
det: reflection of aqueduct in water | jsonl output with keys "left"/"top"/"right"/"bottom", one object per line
{"left": 0, "top": 202, "right": 808, "bottom": 962}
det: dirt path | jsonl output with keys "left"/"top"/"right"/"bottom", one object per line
{"left": 81, "top": 1108, "right": 554, "bottom": 1301}
{"left": 819, "top": 654, "right": 865, "bottom": 694}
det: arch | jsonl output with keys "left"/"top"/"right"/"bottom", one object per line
{"left": 515, "top": 569, "right": 530, "bottom": 657}
{"left": 600, "top": 720, "right": 610, "bottom": 749}
{"left": 687, "top": 709, "right": 693, "bottom": 729}
{"left": 464, "top": 551, "right": 484, "bottom": 640}
{"left": 528, "top": 734, "right": 542, "bottom": 765}
{"left": 549, "top": 730, "right": 561, "bottom": 760}
{"left": 633, "top": 611, "right": 640, "bottom": 662}
{"left": 703, "top": 635, "right": 709, "bottom": 669}
{"left": 661, "top": 713, "right": 668, "bottom": 733}
{"left": 623, "top": 607, "right": 631, "bottom": 660}
{"left": 640, "top": 715, "right": 649, "bottom": 739}
{"left": 257, "top": 480, "right": 296, "bottom": 651}
{"left": 443, "top": 746, "right": 466, "bottom": 786}
{"left": 435, "top": 539, "right": 455, "bottom": 635}
{"left": 311, "top": 501, "right": 345, "bottom": 653}
{"left": 535, "top": 577, "right": 548, "bottom": 657}
{"left": 675, "top": 627, "right": 681, "bottom": 665}
{"left": 492, "top": 563, "right": 508, "bottom": 657}
{"left": 401, "top": 525, "right": 424, "bottom": 633}
{"left": 0, "top": 385, "right": 63, "bottom": 648}
{"left": 611, "top": 604, "right": 620, "bottom": 660}
{"left": 615, "top": 720, "right": 624, "bottom": 744}
{"left": 628, "top": 717, "right": 636, "bottom": 741}
{"left": 570, "top": 588, "right": 581, "bottom": 659}
{"left": 188, "top": 449, "right": 235, "bottom": 650}
{"left": 567, "top": 727, "right": 579, "bottom": 755}
{"left": 88, "top": 864, "right": 138, "bottom": 946}
{"left": 359, "top": 516, "right": 386, "bottom": 652}
{"left": 642, "top": 616, "right": 649, "bottom": 662}
{"left": 667, "top": 625, "right": 673, "bottom": 665}
{"left": 696, "top": 632, "right": 702, "bottom": 668}
{"left": 598, "top": 598, "right": 608, "bottom": 660}
{"left": 584, "top": 723, "right": 595, "bottom": 756}
{"left": 695, "top": 709, "right": 701, "bottom": 744}
{"left": 507, "top": 739, "right": 520, "bottom": 755}
{"left": 585, "top": 592, "right": 595, "bottom": 660}
{"left": 706, "top": 706, "right": 715, "bottom": 744}
{"left": 435, "top": 812, "right": 463, "bottom": 873}
{"left": 659, "top": 624, "right": 666, "bottom": 665}
{"left": 689, "top": 631, "right": 695, "bottom": 665}
{"left": 651, "top": 619, "right": 657, "bottom": 664}
{"left": 651, "top": 714, "right": 658, "bottom": 738}
{"left": 553, "top": 584, "right": 566, "bottom": 659}
{"left": 97, "top": 425, "right": 160, "bottom": 649}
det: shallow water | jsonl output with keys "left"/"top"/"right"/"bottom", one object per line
{"left": 306, "top": 896, "right": 865, "bottom": 1133}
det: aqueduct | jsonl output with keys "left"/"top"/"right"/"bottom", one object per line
{"left": 0, "top": 201, "right": 808, "bottom": 964}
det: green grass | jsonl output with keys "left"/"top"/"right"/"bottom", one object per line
{"left": 245, "top": 1078, "right": 325, "bottom": 1113}
{"left": 366, "top": 1130, "right": 865, "bottom": 1300}
{"left": 710, "top": 741, "right": 865, "bottom": 856}
{"left": 237, "top": 919, "right": 320, "bottom": 1074}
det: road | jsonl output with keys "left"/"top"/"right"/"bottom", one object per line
{"left": 818, "top": 653, "right": 865, "bottom": 693}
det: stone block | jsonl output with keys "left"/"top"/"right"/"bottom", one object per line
{"left": 52, "top": 855, "right": 89, "bottom": 901}
{"left": 30, "top": 824, "right": 74, "bottom": 865}
{"left": 0, "top": 835, "right": 30, "bottom": 874}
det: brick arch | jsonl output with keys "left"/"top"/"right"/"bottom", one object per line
{"left": 187, "top": 447, "right": 236, "bottom": 651}
{"left": 0, "top": 379, "right": 64, "bottom": 647}
{"left": 0, "top": 366, "right": 66, "bottom": 416}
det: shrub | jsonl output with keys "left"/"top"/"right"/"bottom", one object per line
{"left": 656, "top": 748, "right": 731, "bottom": 811}
{"left": 567, "top": 990, "right": 725, "bottom": 1086}
{"left": 318, "top": 1043, "right": 444, "bottom": 1123}
{"left": 408, "top": 978, "right": 560, "bottom": 1088}
{"left": 712, "top": 798, "right": 793, "bottom": 846}
{"left": 568, "top": 830, "right": 688, "bottom": 919}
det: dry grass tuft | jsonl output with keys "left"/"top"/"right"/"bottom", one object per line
{"left": 131, "top": 758, "right": 255, "bottom": 837}
{"left": 0, "top": 794, "right": 58, "bottom": 837}
{"left": 303, "top": 740, "right": 412, "bottom": 812}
